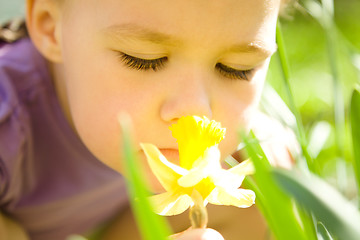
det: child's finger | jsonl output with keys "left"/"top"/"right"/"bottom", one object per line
{"left": 170, "top": 228, "right": 225, "bottom": 240}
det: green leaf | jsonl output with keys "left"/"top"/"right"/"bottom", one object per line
{"left": 241, "top": 132, "right": 316, "bottom": 240}
{"left": 276, "top": 22, "right": 315, "bottom": 173}
{"left": 273, "top": 168, "right": 360, "bottom": 240}
{"left": 119, "top": 117, "right": 172, "bottom": 240}
{"left": 317, "top": 222, "right": 333, "bottom": 240}
{"left": 350, "top": 86, "right": 360, "bottom": 208}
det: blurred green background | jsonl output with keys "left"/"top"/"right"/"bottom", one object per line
{"left": 0, "top": 0, "right": 25, "bottom": 23}
{"left": 267, "top": 0, "right": 360, "bottom": 198}
{"left": 1, "top": 0, "right": 359, "bottom": 196}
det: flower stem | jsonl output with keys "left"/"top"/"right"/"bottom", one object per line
{"left": 189, "top": 190, "right": 208, "bottom": 228}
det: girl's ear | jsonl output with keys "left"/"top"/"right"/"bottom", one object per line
{"left": 26, "top": 0, "right": 63, "bottom": 63}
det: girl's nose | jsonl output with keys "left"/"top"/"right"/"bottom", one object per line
{"left": 160, "top": 77, "right": 213, "bottom": 123}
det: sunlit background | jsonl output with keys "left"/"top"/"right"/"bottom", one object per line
{"left": 267, "top": 0, "right": 360, "bottom": 201}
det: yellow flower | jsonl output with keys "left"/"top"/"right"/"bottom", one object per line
{"left": 140, "top": 116, "right": 255, "bottom": 216}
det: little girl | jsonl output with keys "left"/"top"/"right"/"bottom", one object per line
{"left": 0, "top": 0, "right": 294, "bottom": 239}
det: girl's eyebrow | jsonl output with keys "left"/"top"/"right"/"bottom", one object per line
{"left": 101, "top": 23, "right": 276, "bottom": 57}
{"left": 101, "top": 23, "right": 180, "bottom": 46}
{"left": 227, "top": 42, "right": 277, "bottom": 58}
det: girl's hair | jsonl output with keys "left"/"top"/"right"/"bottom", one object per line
{"left": 0, "top": 18, "right": 28, "bottom": 43}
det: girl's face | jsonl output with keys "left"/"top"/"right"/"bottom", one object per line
{"left": 53, "top": 0, "right": 280, "bottom": 177}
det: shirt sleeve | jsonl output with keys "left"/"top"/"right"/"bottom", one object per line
{"left": 0, "top": 63, "right": 29, "bottom": 207}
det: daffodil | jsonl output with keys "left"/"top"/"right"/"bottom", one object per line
{"left": 140, "top": 116, "right": 255, "bottom": 222}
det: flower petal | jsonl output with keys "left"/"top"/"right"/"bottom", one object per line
{"left": 209, "top": 160, "right": 253, "bottom": 189}
{"left": 178, "top": 147, "right": 221, "bottom": 188}
{"left": 191, "top": 146, "right": 222, "bottom": 169}
{"left": 211, "top": 169, "right": 246, "bottom": 189}
{"left": 228, "top": 159, "right": 255, "bottom": 176}
{"left": 177, "top": 168, "right": 206, "bottom": 188}
{"left": 149, "top": 191, "right": 193, "bottom": 216}
{"left": 141, "top": 143, "right": 187, "bottom": 191}
{"left": 211, "top": 160, "right": 255, "bottom": 189}
{"left": 207, "top": 187, "right": 255, "bottom": 208}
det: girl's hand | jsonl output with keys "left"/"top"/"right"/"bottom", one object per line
{"left": 170, "top": 228, "right": 224, "bottom": 240}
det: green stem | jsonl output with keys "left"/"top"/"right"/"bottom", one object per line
{"left": 322, "top": 2, "right": 346, "bottom": 161}
{"left": 189, "top": 190, "right": 208, "bottom": 229}
{"left": 276, "top": 21, "right": 315, "bottom": 172}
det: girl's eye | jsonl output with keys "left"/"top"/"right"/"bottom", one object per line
{"left": 215, "top": 62, "right": 254, "bottom": 81}
{"left": 117, "top": 52, "right": 168, "bottom": 71}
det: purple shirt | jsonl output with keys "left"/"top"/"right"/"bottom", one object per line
{"left": 0, "top": 39, "right": 128, "bottom": 240}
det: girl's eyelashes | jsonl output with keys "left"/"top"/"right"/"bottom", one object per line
{"left": 215, "top": 63, "right": 254, "bottom": 81}
{"left": 116, "top": 51, "right": 254, "bottom": 80}
{"left": 117, "top": 52, "right": 168, "bottom": 71}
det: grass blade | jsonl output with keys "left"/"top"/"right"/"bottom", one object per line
{"left": 350, "top": 86, "right": 360, "bottom": 208}
{"left": 241, "top": 132, "right": 315, "bottom": 240}
{"left": 273, "top": 168, "right": 360, "bottom": 240}
{"left": 276, "top": 22, "right": 314, "bottom": 172}
{"left": 321, "top": 0, "right": 346, "bottom": 161}
{"left": 119, "top": 117, "right": 172, "bottom": 240}
{"left": 317, "top": 222, "right": 333, "bottom": 240}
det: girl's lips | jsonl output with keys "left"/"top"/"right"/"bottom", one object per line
{"left": 159, "top": 148, "right": 180, "bottom": 163}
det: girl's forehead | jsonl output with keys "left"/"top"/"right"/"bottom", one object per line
{"left": 61, "top": 0, "right": 280, "bottom": 53}
{"left": 66, "top": 0, "right": 280, "bottom": 32}
{"left": 63, "top": 0, "right": 281, "bottom": 21}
